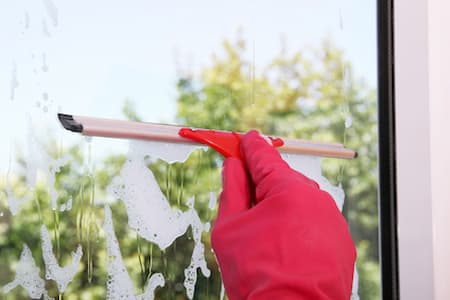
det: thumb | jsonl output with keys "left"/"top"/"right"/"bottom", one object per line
{"left": 240, "top": 130, "right": 291, "bottom": 188}
{"left": 241, "top": 130, "right": 319, "bottom": 204}
{"left": 216, "top": 157, "right": 251, "bottom": 221}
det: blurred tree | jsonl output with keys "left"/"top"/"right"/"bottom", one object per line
{"left": 0, "top": 137, "right": 223, "bottom": 299}
{"left": 176, "top": 35, "right": 380, "bottom": 300}
{"left": 0, "top": 35, "right": 379, "bottom": 300}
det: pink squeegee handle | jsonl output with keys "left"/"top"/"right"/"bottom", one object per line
{"left": 57, "top": 113, "right": 357, "bottom": 159}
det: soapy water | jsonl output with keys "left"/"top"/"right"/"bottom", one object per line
{"left": 208, "top": 191, "right": 217, "bottom": 210}
{"left": 137, "top": 140, "right": 207, "bottom": 164}
{"left": 281, "top": 153, "right": 345, "bottom": 211}
{"left": 351, "top": 264, "right": 360, "bottom": 300}
{"left": 42, "top": 0, "right": 58, "bottom": 27}
{"left": 40, "top": 225, "right": 83, "bottom": 292}
{"left": 59, "top": 196, "right": 72, "bottom": 212}
{"left": 2, "top": 130, "right": 357, "bottom": 299}
{"left": 2, "top": 135, "right": 354, "bottom": 298}
{"left": 345, "top": 115, "right": 353, "bottom": 129}
{"left": 42, "top": 19, "right": 51, "bottom": 37}
{"left": 10, "top": 62, "right": 19, "bottom": 101}
{"left": 3, "top": 245, "right": 46, "bottom": 299}
{"left": 105, "top": 141, "right": 352, "bottom": 298}
{"left": 104, "top": 205, "right": 164, "bottom": 300}
{"left": 107, "top": 141, "right": 211, "bottom": 298}
{"left": 5, "top": 182, "right": 29, "bottom": 216}
{"left": 183, "top": 196, "right": 211, "bottom": 299}
{"left": 107, "top": 141, "right": 201, "bottom": 249}
{"left": 24, "top": 12, "right": 30, "bottom": 29}
{"left": 42, "top": 53, "right": 49, "bottom": 72}
{"left": 5, "top": 124, "right": 71, "bottom": 215}
{"left": 2, "top": 1, "right": 359, "bottom": 297}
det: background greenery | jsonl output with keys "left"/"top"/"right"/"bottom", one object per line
{"left": 0, "top": 36, "right": 379, "bottom": 299}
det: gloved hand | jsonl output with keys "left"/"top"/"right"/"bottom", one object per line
{"left": 211, "top": 130, "right": 356, "bottom": 300}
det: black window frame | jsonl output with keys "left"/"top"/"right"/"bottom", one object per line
{"left": 377, "top": 1, "right": 398, "bottom": 299}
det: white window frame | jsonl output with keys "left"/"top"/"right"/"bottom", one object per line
{"left": 394, "top": 0, "right": 450, "bottom": 299}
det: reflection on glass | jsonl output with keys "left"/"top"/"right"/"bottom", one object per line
{"left": 0, "top": 1, "right": 379, "bottom": 299}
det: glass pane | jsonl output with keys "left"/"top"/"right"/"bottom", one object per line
{"left": 0, "top": 1, "right": 379, "bottom": 299}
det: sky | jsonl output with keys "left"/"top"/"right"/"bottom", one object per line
{"left": 0, "top": 0, "right": 377, "bottom": 170}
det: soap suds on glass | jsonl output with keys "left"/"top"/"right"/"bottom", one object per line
{"left": 183, "top": 197, "right": 211, "bottom": 299}
{"left": 24, "top": 11, "right": 30, "bottom": 29}
{"left": 107, "top": 141, "right": 206, "bottom": 249}
{"left": 42, "top": 53, "right": 49, "bottom": 72}
{"left": 281, "top": 153, "right": 345, "bottom": 211}
{"left": 345, "top": 115, "right": 353, "bottom": 128}
{"left": 5, "top": 181, "right": 29, "bottom": 216}
{"left": 107, "top": 141, "right": 210, "bottom": 298}
{"left": 136, "top": 140, "right": 207, "bottom": 164}
{"left": 2, "top": 245, "right": 46, "bottom": 299}
{"left": 42, "top": 0, "right": 58, "bottom": 27}
{"left": 220, "top": 281, "right": 225, "bottom": 300}
{"left": 208, "top": 191, "right": 217, "bottom": 210}
{"left": 40, "top": 225, "right": 82, "bottom": 292}
{"left": 6, "top": 125, "right": 72, "bottom": 214}
{"left": 10, "top": 62, "right": 19, "bottom": 101}
{"left": 42, "top": 19, "right": 51, "bottom": 37}
{"left": 59, "top": 196, "right": 72, "bottom": 212}
{"left": 339, "top": 7, "right": 344, "bottom": 30}
{"left": 351, "top": 264, "right": 360, "bottom": 300}
{"left": 104, "top": 205, "right": 164, "bottom": 300}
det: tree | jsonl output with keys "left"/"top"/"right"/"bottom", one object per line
{"left": 0, "top": 35, "right": 380, "bottom": 299}
{"left": 176, "top": 35, "right": 380, "bottom": 299}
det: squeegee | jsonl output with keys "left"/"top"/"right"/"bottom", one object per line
{"left": 57, "top": 113, "right": 357, "bottom": 159}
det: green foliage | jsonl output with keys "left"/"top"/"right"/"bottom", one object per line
{"left": 122, "top": 99, "right": 143, "bottom": 122}
{"left": 0, "top": 35, "right": 379, "bottom": 299}
{"left": 0, "top": 141, "right": 222, "bottom": 299}
{"left": 176, "top": 35, "right": 380, "bottom": 299}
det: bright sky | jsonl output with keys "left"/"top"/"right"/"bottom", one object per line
{"left": 0, "top": 0, "right": 377, "bottom": 171}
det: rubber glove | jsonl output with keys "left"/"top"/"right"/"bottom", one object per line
{"left": 211, "top": 130, "right": 356, "bottom": 300}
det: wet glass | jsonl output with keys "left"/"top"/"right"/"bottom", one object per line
{"left": 0, "top": 1, "right": 379, "bottom": 299}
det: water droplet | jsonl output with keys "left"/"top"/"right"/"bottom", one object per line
{"left": 208, "top": 191, "right": 216, "bottom": 210}
{"left": 43, "top": 106, "right": 48, "bottom": 113}
{"left": 345, "top": 116, "right": 353, "bottom": 128}
{"left": 186, "top": 196, "right": 195, "bottom": 208}
{"left": 10, "top": 62, "right": 19, "bottom": 101}
{"left": 42, "top": 0, "right": 58, "bottom": 27}
{"left": 36, "top": 101, "right": 41, "bottom": 107}
{"left": 41, "top": 53, "right": 48, "bottom": 72}
{"left": 42, "top": 92, "right": 48, "bottom": 101}
{"left": 42, "top": 19, "right": 51, "bottom": 37}
{"left": 24, "top": 11, "right": 30, "bottom": 29}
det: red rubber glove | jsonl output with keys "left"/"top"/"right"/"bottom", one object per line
{"left": 211, "top": 130, "right": 356, "bottom": 300}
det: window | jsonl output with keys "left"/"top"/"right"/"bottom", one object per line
{"left": 0, "top": 1, "right": 382, "bottom": 299}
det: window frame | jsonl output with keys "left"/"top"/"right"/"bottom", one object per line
{"left": 377, "top": 1, "right": 399, "bottom": 299}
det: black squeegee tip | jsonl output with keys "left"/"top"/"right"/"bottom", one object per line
{"left": 57, "top": 113, "right": 83, "bottom": 133}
